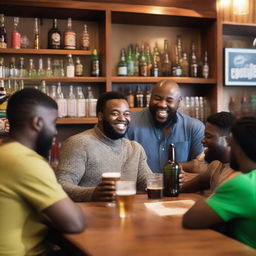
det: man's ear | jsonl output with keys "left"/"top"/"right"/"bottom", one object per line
{"left": 31, "top": 116, "right": 43, "bottom": 132}
{"left": 98, "top": 112, "right": 103, "bottom": 122}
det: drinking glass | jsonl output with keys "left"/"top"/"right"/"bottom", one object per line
{"left": 147, "top": 173, "right": 163, "bottom": 200}
{"left": 116, "top": 180, "right": 136, "bottom": 218}
{"left": 102, "top": 172, "right": 121, "bottom": 207}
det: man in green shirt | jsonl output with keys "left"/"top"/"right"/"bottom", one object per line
{"left": 183, "top": 116, "right": 256, "bottom": 249}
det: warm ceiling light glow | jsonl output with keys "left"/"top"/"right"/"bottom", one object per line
{"left": 219, "top": 0, "right": 231, "bottom": 8}
{"left": 233, "top": 0, "right": 249, "bottom": 15}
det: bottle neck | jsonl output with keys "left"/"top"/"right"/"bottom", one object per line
{"left": 168, "top": 144, "right": 175, "bottom": 163}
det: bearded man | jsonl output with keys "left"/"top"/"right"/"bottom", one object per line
{"left": 56, "top": 91, "right": 152, "bottom": 202}
{"left": 127, "top": 79, "right": 204, "bottom": 173}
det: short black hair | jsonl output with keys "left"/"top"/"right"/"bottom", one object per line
{"left": 231, "top": 116, "right": 256, "bottom": 162}
{"left": 207, "top": 111, "right": 237, "bottom": 136}
{"left": 96, "top": 91, "right": 127, "bottom": 114}
{"left": 7, "top": 88, "right": 58, "bottom": 129}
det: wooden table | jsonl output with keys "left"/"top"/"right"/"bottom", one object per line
{"left": 65, "top": 194, "right": 256, "bottom": 256}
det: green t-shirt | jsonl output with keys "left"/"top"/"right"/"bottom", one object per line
{"left": 0, "top": 142, "right": 67, "bottom": 256}
{"left": 207, "top": 170, "right": 256, "bottom": 248}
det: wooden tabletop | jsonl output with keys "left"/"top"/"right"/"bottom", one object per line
{"left": 65, "top": 194, "right": 256, "bottom": 256}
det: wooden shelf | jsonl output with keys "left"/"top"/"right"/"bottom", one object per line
{"left": 57, "top": 117, "right": 98, "bottom": 124}
{"left": 0, "top": 77, "right": 106, "bottom": 83}
{"left": 222, "top": 22, "right": 256, "bottom": 37}
{"left": 0, "top": 48, "right": 92, "bottom": 55}
{"left": 111, "top": 76, "right": 216, "bottom": 84}
{"left": 56, "top": 108, "right": 144, "bottom": 124}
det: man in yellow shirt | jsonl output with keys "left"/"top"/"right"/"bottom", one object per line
{"left": 0, "top": 88, "right": 86, "bottom": 256}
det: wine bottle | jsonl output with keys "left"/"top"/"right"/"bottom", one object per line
{"left": 163, "top": 143, "right": 180, "bottom": 197}
{"left": 64, "top": 17, "right": 76, "bottom": 50}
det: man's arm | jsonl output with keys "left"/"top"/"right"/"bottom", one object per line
{"left": 182, "top": 199, "right": 223, "bottom": 229}
{"left": 43, "top": 197, "right": 86, "bottom": 233}
{"left": 181, "top": 169, "right": 210, "bottom": 193}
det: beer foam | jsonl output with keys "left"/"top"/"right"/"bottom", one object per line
{"left": 102, "top": 172, "right": 121, "bottom": 178}
{"left": 116, "top": 190, "right": 136, "bottom": 195}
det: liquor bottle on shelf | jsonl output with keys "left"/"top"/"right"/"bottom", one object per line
{"left": 127, "top": 46, "right": 134, "bottom": 76}
{"left": 0, "top": 57, "right": 5, "bottom": 78}
{"left": 80, "top": 24, "right": 90, "bottom": 50}
{"left": 177, "top": 36, "right": 182, "bottom": 63}
{"left": 45, "top": 58, "right": 53, "bottom": 77}
{"left": 60, "top": 59, "right": 65, "bottom": 77}
{"left": 202, "top": 51, "right": 210, "bottom": 79}
{"left": 127, "top": 87, "right": 134, "bottom": 108}
{"left": 0, "top": 14, "right": 7, "bottom": 49}
{"left": 77, "top": 86, "right": 86, "bottom": 117}
{"left": 145, "top": 45, "right": 152, "bottom": 76}
{"left": 28, "top": 58, "right": 37, "bottom": 78}
{"left": 91, "top": 49, "right": 100, "bottom": 77}
{"left": 139, "top": 44, "right": 147, "bottom": 77}
{"left": 0, "top": 80, "right": 8, "bottom": 110}
{"left": 87, "top": 86, "right": 97, "bottom": 117}
{"left": 11, "top": 17, "right": 21, "bottom": 49}
{"left": 75, "top": 57, "right": 83, "bottom": 77}
{"left": 180, "top": 52, "right": 189, "bottom": 77}
{"left": 152, "top": 42, "right": 161, "bottom": 77}
{"left": 190, "top": 42, "right": 198, "bottom": 77}
{"left": 161, "top": 39, "right": 172, "bottom": 76}
{"left": 117, "top": 48, "right": 128, "bottom": 76}
{"left": 133, "top": 44, "right": 140, "bottom": 76}
{"left": 67, "top": 85, "right": 77, "bottom": 117}
{"left": 135, "top": 86, "right": 144, "bottom": 108}
{"left": 173, "top": 45, "right": 182, "bottom": 77}
{"left": 19, "top": 80, "right": 24, "bottom": 90}
{"left": 18, "top": 57, "right": 26, "bottom": 77}
{"left": 163, "top": 143, "right": 180, "bottom": 197}
{"left": 39, "top": 80, "right": 47, "bottom": 94}
{"left": 52, "top": 59, "right": 61, "bottom": 77}
{"left": 9, "top": 57, "right": 19, "bottom": 78}
{"left": 48, "top": 19, "right": 61, "bottom": 49}
{"left": 144, "top": 86, "right": 151, "bottom": 108}
{"left": 56, "top": 82, "right": 67, "bottom": 118}
{"left": 64, "top": 17, "right": 76, "bottom": 50}
{"left": 228, "top": 96, "right": 240, "bottom": 117}
{"left": 66, "top": 54, "right": 75, "bottom": 78}
{"left": 37, "top": 58, "right": 45, "bottom": 77}
{"left": 49, "top": 85, "right": 57, "bottom": 100}
{"left": 33, "top": 18, "right": 40, "bottom": 49}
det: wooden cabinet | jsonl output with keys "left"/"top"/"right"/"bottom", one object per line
{"left": 0, "top": 0, "right": 217, "bottom": 134}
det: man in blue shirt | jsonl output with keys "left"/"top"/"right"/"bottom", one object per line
{"left": 127, "top": 80, "right": 204, "bottom": 173}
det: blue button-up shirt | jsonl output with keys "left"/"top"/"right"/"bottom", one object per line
{"left": 127, "top": 108, "right": 204, "bottom": 173}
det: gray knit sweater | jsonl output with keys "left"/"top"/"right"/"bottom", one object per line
{"left": 56, "top": 126, "right": 152, "bottom": 202}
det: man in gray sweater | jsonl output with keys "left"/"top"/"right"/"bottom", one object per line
{"left": 56, "top": 91, "right": 152, "bottom": 202}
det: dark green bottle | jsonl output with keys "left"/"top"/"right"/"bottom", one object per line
{"left": 163, "top": 143, "right": 180, "bottom": 197}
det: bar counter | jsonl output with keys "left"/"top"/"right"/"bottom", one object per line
{"left": 64, "top": 194, "right": 256, "bottom": 256}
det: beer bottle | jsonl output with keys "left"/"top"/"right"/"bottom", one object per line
{"left": 139, "top": 44, "right": 147, "bottom": 77}
{"left": 127, "top": 87, "right": 134, "bottom": 108}
{"left": 135, "top": 85, "right": 144, "bottom": 108}
{"left": 152, "top": 42, "right": 161, "bottom": 77}
{"left": 180, "top": 52, "right": 189, "bottom": 77}
{"left": 145, "top": 45, "right": 152, "bottom": 76}
{"left": 127, "top": 46, "right": 134, "bottom": 76}
{"left": 133, "top": 44, "right": 140, "bottom": 76}
{"left": 64, "top": 17, "right": 76, "bottom": 50}
{"left": 163, "top": 143, "right": 180, "bottom": 197}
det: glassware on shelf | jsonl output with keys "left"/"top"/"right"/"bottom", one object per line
{"left": 202, "top": 51, "right": 210, "bottom": 79}
{"left": 20, "top": 35, "right": 30, "bottom": 49}
{"left": 56, "top": 82, "right": 67, "bottom": 118}
{"left": 75, "top": 57, "right": 83, "bottom": 77}
{"left": 77, "top": 86, "right": 86, "bottom": 117}
{"left": 9, "top": 57, "right": 19, "bottom": 78}
{"left": 39, "top": 80, "right": 47, "bottom": 94}
{"left": 28, "top": 58, "right": 37, "bottom": 78}
{"left": 52, "top": 59, "right": 61, "bottom": 77}
{"left": 49, "top": 85, "right": 57, "bottom": 100}
{"left": 37, "top": 58, "right": 45, "bottom": 77}
{"left": 161, "top": 39, "right": 172, "bottom": 76}
{"left": 117, "top": 48, "right": 128, "bottom": 76}
{"left": 46, "top": 58, "right": 53, "bottom": 77}
{"left": 19, "top": 57, "right": 27, "bottom": 77}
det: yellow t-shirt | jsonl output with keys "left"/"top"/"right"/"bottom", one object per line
{"left": 0, "top": 142, "right": 67, "bottom": 256}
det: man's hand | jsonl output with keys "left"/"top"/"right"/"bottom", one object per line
{"left": 179, "top": 167, "right": 185, "bottom": 188}
{"left": 92, "top": 181, "right": 116, "bottom": 202}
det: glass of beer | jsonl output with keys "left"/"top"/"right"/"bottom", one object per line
{"left": 116, "top": 181, "right": 136, "bottom": 218}
{"left": 102, "top": 172, "right": 121, "bottom": 207}
{"left": 147, "top": 173, "right": 163, "bottom": 200}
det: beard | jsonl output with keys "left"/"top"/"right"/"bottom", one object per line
{"left": 36, "top": 127, "right": 55, "bottom": 159}
{"left": 102, "top": 118, "right": 129, "bottom": 140}
{"left": 149, "top": 105, "right": 177, "bottom": 128}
